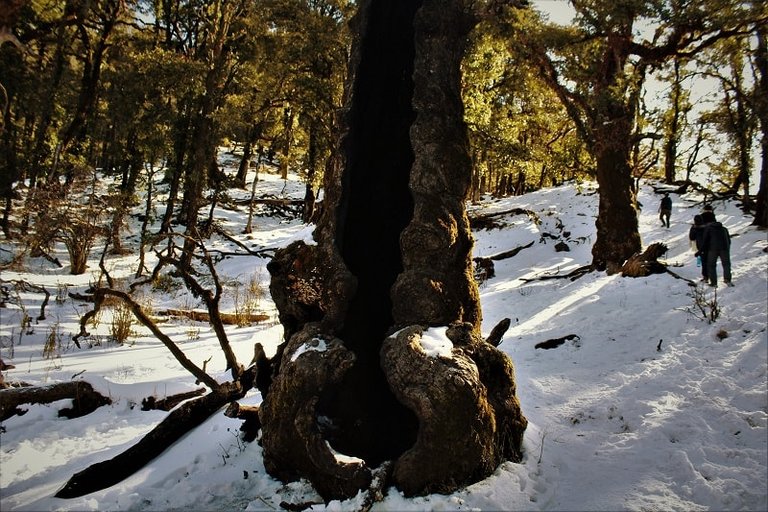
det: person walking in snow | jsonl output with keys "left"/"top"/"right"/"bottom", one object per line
{"left": 659, "top": 192, "right": 672, "bottom": 228}
{"left": 688, "top": 214, "right": 708, "bottom": 282}
{"left": 699, "top": 210, "right": 733, "bottom": 287}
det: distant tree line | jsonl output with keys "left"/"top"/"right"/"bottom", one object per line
{"left": 0, "top": 0, "right": 766, "bottom": 273}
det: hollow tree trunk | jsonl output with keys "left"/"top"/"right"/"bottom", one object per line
{"left": 261, "top": 0, "right": 527, "bottom": 502}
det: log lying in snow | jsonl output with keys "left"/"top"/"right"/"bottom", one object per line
{"left": 0, "top": 381, "right": 111, "bottom": 421}
{"left": 535, "top": 334, "right": 580, "bottom": 350}
{"left": 469, "top": 208, "right": 540, "bottom": 230}
{"left": 141, "top": 388, "right": 207, "bottom": 411}
{"left": 157, "top": 308, "right": 270, "bottom": 324}
{"left": 55, "top": 382, "right": 242, "bottom": 499}
{"left": 223, "top": 401, "right": 261, "bottom": 442}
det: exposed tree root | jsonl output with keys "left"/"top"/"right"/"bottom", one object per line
{"left": 485, "top": 318, "right": 511, "bottom": 347}
{"left": 0, "top": 381, "right": 111, "bottom": 421}
{"left": 223, "top": 401, "right": 261, "bottom": 442}
{"left": 621, "top": 243, "right": 668, "bottom": 277}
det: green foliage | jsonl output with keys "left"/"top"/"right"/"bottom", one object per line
{"left": 0, "top": 0, "right": 764, "bottom": 233}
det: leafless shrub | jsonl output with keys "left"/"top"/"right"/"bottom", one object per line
{"left": 685, "top": 285, "right": 721, "bottom": 323}
{"left": 232, "top": 273, "right": 265, "bottom": 327}
{"left": 110, "top": 301, "right": 134, "bottom": 344}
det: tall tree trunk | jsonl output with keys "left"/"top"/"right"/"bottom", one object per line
{"left": 234, "top": 136, "right": 253, "bottom": 189}
{"left": 585, "top": 27, "right": 644, "bottom": 272}
{"left": 28, "top": 24, "right": 68, "bottom": 190}
{"left": 109, "top": 129, "right": 142, "bottom": 253}
{"left": 59, "top": 15, "right": 115, "bottom": 158}
{"left": 590, "top": 98, "right": 642, "bottom": 272}
{"left": 260, "top": 0, "right": 526, "bottom": 502}
{"left": 303, "top": 119, "right": 319, "bottom": 223}
{"left": 663, "top": 60, "right": 683, "bottom": 184}
{"left": 1, "top": 106, "right": 18, "bottom": 238}
{"left": 159, "top": 106, "right": 192, "bottom": 236}
{"left": 279, "top": 107, "right": 294, "bottom": 180}
{"left": 754, "top": 24, "right": 768, "bottom": 227}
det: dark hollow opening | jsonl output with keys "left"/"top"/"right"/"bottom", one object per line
{"left": 323, "top": 0, "right": 421, "bottom": 465}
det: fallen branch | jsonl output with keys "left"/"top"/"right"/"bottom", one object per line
{"left": 535, "top": 334, "right": 580, "bottom": 350}
{"left": 0, "top": 279, "right": 50, "bottom": 320}
{"left": 55, "top": 382, "right": 242, "bottom": 499}
{"left": 230, "top": 197, "right": 304, "bottom": 207}
{"left": 224, "top": 401, "right": 261, "bottom": 442}
{"left": 74, "top": 288, "right": 220, "bottom": 390}
{"left": 157, "top": 308, "right": 270, "bottom": 325}
{"left": 662, "top": 267, "right": 698, "bottom": 286}
{"left": 488, "top": 241, "right": 535, "bottom": 261}
{"left": 469, "top": 208, "right": 540, "bottom": 230}
{"left": 141, "top": 388, "right": 207, "bottom": 411}
{"left": 520, "top": 264, "right": 593, "bottom": 283}
{"left": 0, "top": 381, "right": 111, "bottom": 421}
{"left": 211, "top": 224, "right": 276, "bottom": 259}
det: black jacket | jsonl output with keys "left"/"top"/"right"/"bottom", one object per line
{"left": 702, "top": 222, "right": 731, "bottom": 253}
{"left": 689, "top": 225, "right": 705, "bottom": 250}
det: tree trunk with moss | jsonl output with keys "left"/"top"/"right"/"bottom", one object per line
{"left": 260, "top": 0, "right": 527, "bottom": 502}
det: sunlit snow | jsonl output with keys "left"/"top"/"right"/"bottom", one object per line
{"left": 0, "top": 163, "right": 765, "bottom": 512}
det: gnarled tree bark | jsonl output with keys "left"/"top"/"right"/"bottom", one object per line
{"left": 260, "top": 0, "right": 527, "bottom": 502}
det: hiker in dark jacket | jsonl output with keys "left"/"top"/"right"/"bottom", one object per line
{"left": 688, "top": 214, "right": 708, "bottom": 282}
{"left": 659, "top": 192, "right": 672, "bottom": 228}
{"left": 699, "top": 211, "right": 732, "bottom": 287}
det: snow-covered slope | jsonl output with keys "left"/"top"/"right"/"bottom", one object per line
{"left": 1, "top": 171, "right": 765, "bottom": 511}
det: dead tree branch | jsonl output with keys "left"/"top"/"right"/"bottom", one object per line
{"left": 141, "top": 388, "right": 207, "bottom": 411}
{"left": 73, "top": 288, "right": 220, "bottom": 390}
{"left": 55, "top": 382, "right": 243, "bottom": 499}
{"left": 520, "top": 264, "right": 594, "bottom": 283}
{"left": 0, "top": 279, "right": 50, "bottom": 320}
{"left": 155, "top": 237, "right": 243, "bottom": 381}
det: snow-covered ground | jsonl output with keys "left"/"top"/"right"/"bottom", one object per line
{"left": 1, "top": 163, "right": 766, "bottom": 511}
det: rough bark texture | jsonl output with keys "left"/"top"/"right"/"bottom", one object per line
{"left": 258, "top": 325, "right": 371, "bottom": 500}
{"left": 261, "top": 0, "right": 526, "bottom": 501}
{"left": 381, "top": 324, "right": 527, "bottom": 496}
{"left": 591, "top": 118, "right": 642, "bottom": 273}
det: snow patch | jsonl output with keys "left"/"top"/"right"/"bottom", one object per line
{"left": 419, "top": 327, "right": 453, "bottom": 358}
{"left": 324, "top": 441, "right": 364, "bottom": 465}
{"left": 290, "top": 337, "right": 328, "bottom": 362}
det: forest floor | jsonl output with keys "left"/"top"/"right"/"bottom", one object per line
{"left": 0, "top": 156, "right": 766, "bottom": 511}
